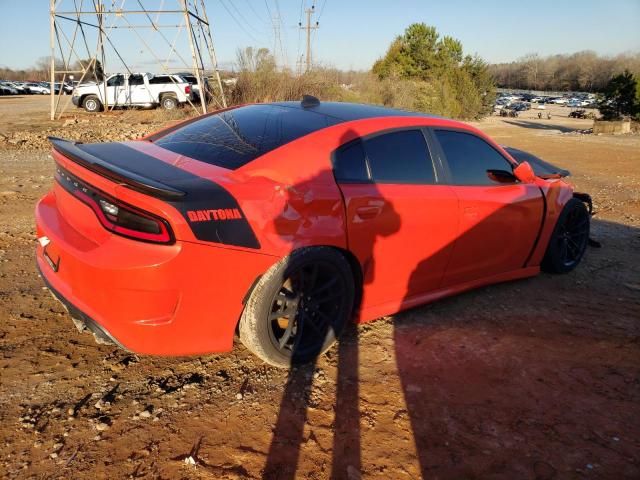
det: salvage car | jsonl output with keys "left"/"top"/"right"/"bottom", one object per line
{"left": 36, "top": 98, "right": 592, "bottom": 367}
{"left": 71, "top": 72, "right": 192, "bottom": 112}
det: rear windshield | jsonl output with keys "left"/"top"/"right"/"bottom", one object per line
{"left": 153, "top": 104, "right": 339, "bottom": 170}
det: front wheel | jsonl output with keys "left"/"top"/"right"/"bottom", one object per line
{"left": 83, "top": 95, "right": 102, "bottom": 113}
{"left": 542, "top": 198, "right": 590, "bottom": 274}
{"left": 239, "top": 247, "right": 355, "bottom": 368}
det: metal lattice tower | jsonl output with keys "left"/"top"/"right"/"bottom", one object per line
{"left": 49, "top": 0, "right": 226, "bottom": 120}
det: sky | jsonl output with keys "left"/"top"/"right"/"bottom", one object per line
{"left": 1, "top": 0, "right": 639, "bottom": 73}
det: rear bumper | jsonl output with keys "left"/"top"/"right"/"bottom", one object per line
{"left": 38, "top": 261, "right": 128, "bottom": 350}
{"left": 35, "top": 190, "right": 277, "bottom": 356}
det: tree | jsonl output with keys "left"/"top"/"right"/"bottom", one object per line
{"left": 371, "top": 23, "right": 495, "bottom": 118}
{"left": 598, "top": 70, "right": 640, "bottom": 120}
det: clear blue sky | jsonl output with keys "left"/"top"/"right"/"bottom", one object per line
{"left": 1, "top": 0, "right": 639, "bottom": 72}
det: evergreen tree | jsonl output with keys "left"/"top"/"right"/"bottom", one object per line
{"left": 372, "top": 23, "right": 495, "bottom": 118}
{"left": 598, "top": 70, "right": 639, "bottom": 120}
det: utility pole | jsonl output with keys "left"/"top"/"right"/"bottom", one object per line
{"left": 96, "top": 2, "right": 108, "bottom": 111}
{"left": 181, "top": 0, "right": 207, "bottom": 114}
{"left": 299, "top": 5, "right": 319, "bottom": 73}
{"left": 49, "top": 0, "right": 55, "bottom": 120}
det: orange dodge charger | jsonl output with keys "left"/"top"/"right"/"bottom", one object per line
{"left": 36, "top": 98, "right": 591, "bottom": 367}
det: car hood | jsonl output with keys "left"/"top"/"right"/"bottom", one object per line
{"left": 502, "top": 146, "right": 570, "bottom": 178}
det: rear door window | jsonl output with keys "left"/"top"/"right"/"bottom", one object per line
{"left": 149, "top": 75, "right": 174, "bottom": 85}
{"left": 363, "top": 129, "right": 435, "bottom": 184}
{"left": 434, "top": 130, "right": 514, "bottom": 185}
{"left": 128, "top": 74, "right": 144, "bottom": 86}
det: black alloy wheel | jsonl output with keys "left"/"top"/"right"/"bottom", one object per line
{"left": 268, "top": 261, "right": 349, "bottom": 361}
{"left": 542, "top": 198, "right": 590, "bottom": 273}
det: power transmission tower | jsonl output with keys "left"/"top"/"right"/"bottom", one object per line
{"left": 48, "top": 0, "right": 226, "bottom": 120}
{"left": 298, "top": 5, "right": 319, "bottom": 72}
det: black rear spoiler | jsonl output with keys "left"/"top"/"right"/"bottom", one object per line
{"left": 48, "top": 136, "right": 185, "bottom": 200}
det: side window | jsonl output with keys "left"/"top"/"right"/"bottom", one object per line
{"left": 333, "top": 140, "right": 369, "bottom": 183}
{"left": 434, "top": 130, "right": 514, "bottom": 186}
{"left": 149, "top": 76, "right": 172, "bottom": 85}
{"left": 106, "top": 75, "right": 124, "bottom": 87}
{"left": 363, "top": 130, "right": 435, "bottom": 184}
{"left": 128, "top": 74, "right": 144, "bottom": 86}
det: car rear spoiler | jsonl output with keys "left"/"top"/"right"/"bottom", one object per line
{"left": 48, "top": 136, "right": 185, "bottom": 200}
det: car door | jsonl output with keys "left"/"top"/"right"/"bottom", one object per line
{"left": 334, "top": 128, "right": 459, "bottom": 312}
{"left": 430, "top": 129, "right": 545, "bottom": 287}
{"left": 126, "top": 74, "right": 153, "bottom": 104}
{"left": 105, "top": 74, "right": 124, "bottom": 105}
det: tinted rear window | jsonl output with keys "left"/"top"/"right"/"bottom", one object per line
{"left": 364, "top": 129, "right": 435, "bottom": 184}
{"left": 149, "top": 75, "right": 176, "bottom": 84}
{"left": 154, "top": 104, "right": 339, "bottom": 169}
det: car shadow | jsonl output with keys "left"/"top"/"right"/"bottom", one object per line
{"left": 262, "top": 128, "right": 401, "bottom": 479}
{"left": 259, "top": 133, "right": 631, "bottom": 478}
{"left": 502, "top": 120, "right": 578, "bottom": 134}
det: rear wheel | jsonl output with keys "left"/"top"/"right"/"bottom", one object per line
{"left": 83, "top": 95, "right": 102, "bottom": 113}
{"left": 160, "top": 95, "right": 178, "bottom": 110}
{"left": 239, "top": 247, "right": 355, "bottom": 368}
{"left": 542, "top": 198, "right": 590, "bottom": 274}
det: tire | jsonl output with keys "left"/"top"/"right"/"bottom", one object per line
{"left": 541, "top": 198, "right": 590, "bottom": 274}
{"left": 239, "top": 247, "right": 355, "bottom": 368}
{"left": 83, "top": 95, "right": 102, "bottom": 113}
{"left": 160, "top": 95, "right": 178, "bottom": 110}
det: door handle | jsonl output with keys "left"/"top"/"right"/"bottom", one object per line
{"left": 463, "top": 205, "right": 478, "bottom": 218}
{"left": 355, "top": 205, "right": 382, "bottom": 219}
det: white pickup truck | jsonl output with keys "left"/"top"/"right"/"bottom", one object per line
{"left": 71, "top": 73, "right": 192, "bottom": 112}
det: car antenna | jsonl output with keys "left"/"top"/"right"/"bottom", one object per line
{"left": 301, "top": 95, "right": 320, "bottom": 108}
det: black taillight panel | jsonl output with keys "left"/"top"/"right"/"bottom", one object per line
{"left": 55, "top": 164, "right": 175, "bottom": 244}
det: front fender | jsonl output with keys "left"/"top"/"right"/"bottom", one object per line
{"left": 527, "top": 179, "right": 575, "bottom": 267}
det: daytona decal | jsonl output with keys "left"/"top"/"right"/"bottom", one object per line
{"left": 187, "top": 209, "right": 243, "bottom": 222}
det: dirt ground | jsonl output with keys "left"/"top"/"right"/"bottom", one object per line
{"left": 0, "top": 96, "right": 639, "bottom": 479}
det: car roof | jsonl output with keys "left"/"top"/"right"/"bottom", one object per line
{"left": 271, "top": 100, "right": 442, "bottom": 122}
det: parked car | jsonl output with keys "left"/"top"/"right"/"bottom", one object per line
{"left": 2, "top": 81, "right": 28, "bottom": 94}
{"left": 568, "top": 109, "right": 596, "bottom": 119}
{"left": 507, "top": 102, "right": 530, "bottom": 111}
{"left": 0, "top": 82, "right": 19, "bottom": 95}
{"left": 51, "top": 82, "right": 73, "bottom": 94}
{"left": 12, "top": 82, "right": 32, "bottom": 94}
{"left": 71, "top": 73, "right": 192, "bottom": 112}
{"left": 549, "top": 97, "right": 568, "bottom": 105}
{"left": 24, "top": 83, "right": 50, "bottom": 94}
{"left": 36, "top": 98, "right": 592, "bottom": 367}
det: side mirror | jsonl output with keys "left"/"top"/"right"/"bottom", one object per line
{"left": 486, "top": 169, "right": 518, "bottom": 184}
{"left": 513, "top": 161, "right": 536, "bottom": 183}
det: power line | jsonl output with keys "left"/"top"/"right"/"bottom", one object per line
{"left": 243, "top": 0, "right": 269, "bottom": 25}
{"left": 273, "top": 0, "right": 287, "bottom": 68}
{"left": 227, "top": 0, "right": 267, "bottom": 36}
{"left": 219, "top": 0, "right": 263, "bottom": 44}
{"left": 316, "top": 0, "right": 327, "bottom": 22}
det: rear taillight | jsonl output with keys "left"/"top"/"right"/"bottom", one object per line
{"left": 185, "top": 85, "right": 191, "bottom": 94}
{"left": 55, "top": 165, "right": 174, "bottom": 244}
